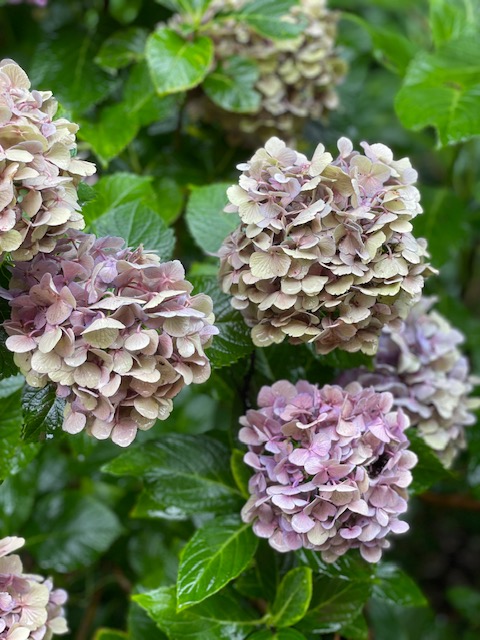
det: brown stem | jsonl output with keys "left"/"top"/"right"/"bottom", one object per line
{"left": 75, "top": 586, "right": 103, "bottom": 640}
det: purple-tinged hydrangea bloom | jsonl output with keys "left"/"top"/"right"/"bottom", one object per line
{"left": 338, "top": 298, "right": 480, "bottom": 468}
{"left": 3, "top": 231, "right": 218, "bottom": 447}
{"left": 239, "top": 380, "right": 417, "bottom": 563}
{"left": 0, "top": 59, "right": 94, "bottom": 262}
{"left": 0, "top": 536, "right": 68, "bottom": 640}
{"left": 219, "top": 137, "right": 435, "bottom": 355}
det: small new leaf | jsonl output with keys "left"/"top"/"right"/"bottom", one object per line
{"left": 269, "top": 567, "right": 313, "bottom": 628}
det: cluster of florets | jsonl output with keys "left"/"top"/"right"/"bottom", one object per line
{"left": 181, "top": 0, "right": 346, "bottom": 140}
{"left": 0, "top": 536, "right": 67, "bottom": 640}
{"left": 0, "top": 59, "right": 94, "bottom": 262}
{"left": 219, "top": 137, "right": 434, "bottom": 355}
{"left": 3, "top": 231, "right": 217, "bottom": 447}
{"left": 338, "top": 298, "right": 480, "bottom": 468}
{"left": 239, "top": 380, "right": 417, "bottom": 563}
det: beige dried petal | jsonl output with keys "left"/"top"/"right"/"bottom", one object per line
{"left": 250, "top": 250, "right": 291, "bottom": 279}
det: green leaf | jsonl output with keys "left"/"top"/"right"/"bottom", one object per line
{"left": 234, "top": 0, "right": 306, "bottom": 40}
{"left": 0, "top": 384, "right": 39, "bottom": 481}
{"left": 395, "top": 36, "right": 480, "bottom": 146}
{"left": 0, "top": 328, "right": 19, "bottom": 381}
{"left": 95, "top": 27, "right": 147, "bottom": 69}
{"left": 268, "top": 567, "right": 313, "bottom": 628}
{"left": 30, "top": 31, "right": 114, "bottom": 113}
{"left": 103, "top": 433, "right": 242, "bottom": 517}
{"left": 109, "top": 0, "right": 143, "bottom": 23}
{"left": 177, "top": 514, "right": 258, "bottom": 609}
{"left": 82, "top": 173, "right": 154, "bottom": 223}
{"left": 155, "top": 0, "right": 213, "bottom": 19}
{"left": 407, "top": 428, "right": 452, "bottom": 494}
{"left": 230, "top": 449, "right": 251, "bottom": 499}
{"left": 92, "top": 201, "right": 175, "bottom": 260}
{"left": 189, "top": 275, "right": 254, "bottom": 368}
{"left": 203, "top": 57, "right": 261, "bottom": 113}
{"left": 93, "top": 630, "right": 128, "bottom": 640}
{"left": 146, "top": 27, "right": 214, "bottom": 96}
{"left": 29, "top": 491, "right": 122, "bottom": 572}
{"left": 248, "top": 631, "right": 308, "bottom": 640}
{"left": 448, "top": 585, "right": 480, "bottom": 626}
{"left": 134, "top": 586, "right": 259, "bottom": 639}
{"left": 296, "top": 548, "right": 375, "bottom": 583}
{"left": 79, "top": 103, "right": 140, "bottom": 166}
{"left": 298, "top": 576, "right": 372, "bottom": 635}
{"left": 128, "top": 601, "right": 168, "bottom": 640}
{"left": 21, "top": 384, "right": 65, "bottom": 442}
{"left": 343, "top": 13, "right": 418, "bottom": 75}
{"left": 429, "top": 0, "right": 480, "bottom": 48}
{"left": 373, "top": 563, "right": 427, "bottom": 607}
{"left": 0, "top": 460, "right": 37, "bottom": 535}
{"left": 186, "top": 182, "right": 237, "bottom": 254}
{"left": 338, "top": 613, "right": 369, "bottom": 640}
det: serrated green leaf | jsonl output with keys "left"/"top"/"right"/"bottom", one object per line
{"left": 30, "top": 31, "right": 114, "bottom": 113}
{"left": 186, "top": 182, "right": 237, "bottom": 254}
{"left": 146, "top": 27, "right": 214, "bottom": 96}
{"left": 373, "top": 563, "right": 427, "bottom": 607}
{"left": 407, "top": 428, "right": 452, "bottom": 494}
{"left": 268, "top": 567, "right": 313, "bottom": 628}
{"left": 189, "top": 274, "right": 254, "bottom": 368}
{"left": 204, "top": 57, "right": 261, "bottom": 113}
{"left": 248, "top": 631, "right": 308, "bottom": 640}
{"left": 230, "top": 449, "right": 251, "bottom": 499}
{"left": 96, "top": 27, "right": 147, "bottom": 69}
{"left": 234, "top": 0, "right": 306, "bottom": 40}
{"left": 297, "top": 548, "right": 375, "bottom": 583}
{"left": 21, "top": 384, "right": 65, "bottom": 442}
{"left": 92, "top": 201, "right": 175, "bottom": 260}
{"left": 124, "top": 62, "right": 181, "bottom": 128}
{"left": 28, "top": 491, "right": 122, "bottom": 572}
{"left": 177, "top": 514, "right": 258, "bottom": 609}
{"left": 134, "top": 586, "right": 259, "bottom": 639}
{"left": 298, "top": 576, "right": 372, "bottom": 635}
{"left": 82, "top": 173, "right": 154, "bottom": 223}
{"left": 103, "top": 434, "right": 243, "bottom": 517}
{"left": 429, "top": 0, "right": 480, "bottom": 48}
{"left": 395, "top": 36, "right": 480, "bottom": 146}
{"left": 128, "top": 601, "right": 168, "bottom": 640}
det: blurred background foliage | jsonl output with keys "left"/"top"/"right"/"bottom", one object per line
{"left": 1, "top": 0, "right": 480, "bottom": 638}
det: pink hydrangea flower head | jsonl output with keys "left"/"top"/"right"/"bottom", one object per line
{"left": 0, "top": 59, "right": 95, "bottom": 262}
{"left": 219, "top": 137, "right": 436, "bottom": 355}
{"left": 239, "top": 380, "right": 417, "bottom": 563}
{"left": 4, "top": 230, "right": 218, "bottom": 447}
{"left": 0, "top": 535, "right": 68, "bottom": 639}
{"left": 338, "top": 297, "right": 480, "bottom": 467}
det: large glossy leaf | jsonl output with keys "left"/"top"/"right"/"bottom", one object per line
{"left": 177, "top": 515, "right": 258, "bottom": 609}
{"left": 297, "top": 576, "right": 372, "bottom": 635}
{"left": 21, "top": 384, "right": 65, "bottom": 442}
{"left": 407, "top": 429, "right": 452, "bottom": 494}
{"left": 28, "top": 491, "right": 122, "bottom": 572}
{"left": 92, "top": 202, "right": 175, "bottom": 260}
{"left": 268, "top": 567, "right": 313, "bottom": 628}
{"left": 429, "top": 0, "right": 480, "bottom": 47}
{"left": 95, "top": 27, "right": 147, "bottom": 69}
{"left": 249, "top": 631, "right": 308, "bottom": 640}
{"left": 395, "top": 36, "right": 480, "bottom": 146}
{"left": 0, "top": 460, "right": 37, "bottom": 535}
{"left": 230, "top": 449, "right": 251, "bottom": 499}
{"left": 234, "top": 0, "right": 306, "bottom": 40}
{"left": 373, "top": 563, "right": 427, "bottom": 607}
{"left": 134, "top": 586, "right": 259, "bottom": 639}
{"left": 103, "top": 434, "right": 243, "bottom": 517}
{"left": 30, "top": 31, "right": 114, "bottom": 113}
{"left": 146, "top": 27, "right": 214, "bottom": 96}
{"left": 204, "top": 57, "right": 261, "bottom": 113}
{"left": 189, "top": 275, "right": 253, "bottom": 368}
{"left": 186, "top": 182, "right": 238, "bottom": 254}
{"left": 0, "top": 329, "right": 18, "bottom": 382}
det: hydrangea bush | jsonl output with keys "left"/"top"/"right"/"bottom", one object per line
{"left": 219, "top": 136, "right": 435, "bottom": 354}
{"left": 0, "top": 2, "right": 479, "bottom": 640}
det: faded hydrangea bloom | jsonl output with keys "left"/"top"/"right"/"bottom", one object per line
{"left": 177, "top": 0, "right": 346, "bottom": 141}
{"left": 0, "top": 59, "right": 95, "bottom": 262}
{"left": 3, "top": 231, "right": 217, "bottom": 447}
{"left": 0, "top": 536, "right": 68, "bottom": 640}
{"left": 338, "top": 298, "right": 480, "bottom": 467}
{"left": 219, "top": 136, "right": 435, "bottom": 355}
{"left": 240, "top": 380, "right": 417, "bottom": 563}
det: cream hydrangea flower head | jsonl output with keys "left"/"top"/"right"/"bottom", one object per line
{"left": 337, "top": 298, "right": 480, "bottom": 467}
{"left": 3, "top": 231, "right": 218, "bottom": 447}
{"left": 219, "top": 136, "right": 435, "bottom": 355}
{"left": 0, "top": 536, "right": 68, "bottom": 640}
{"left": 0, "top": 59, "right": 95, "bottom": 262}
{"left": 176, "top": 0, "right": 346, "bottom": 141}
